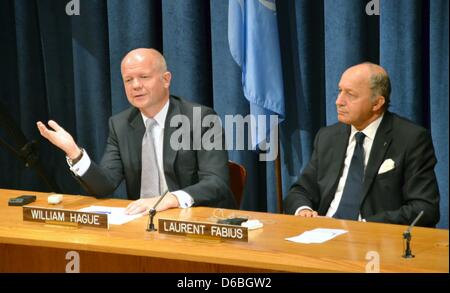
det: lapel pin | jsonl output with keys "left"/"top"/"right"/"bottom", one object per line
{"left": 383, "top": 142, "right": 387, "bottom": 147}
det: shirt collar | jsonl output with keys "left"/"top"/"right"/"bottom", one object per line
{"left": 350, "top": 113, "right": 384, "bottom": 142}
{"left": 141, "top": 99, "right": 170, "bottom": 129}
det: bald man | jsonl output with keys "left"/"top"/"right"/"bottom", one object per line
{"left": 37, "top": 48, "right": 235, "bottom": 215}
{"left": 284, "top": 62, "right": 440, "bottom": 227}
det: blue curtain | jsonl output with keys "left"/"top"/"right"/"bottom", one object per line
{"left": 0, "top": 0, "right": 447, "bottom": 228}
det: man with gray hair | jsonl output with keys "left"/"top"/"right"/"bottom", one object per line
{"left": 284, "top": 63, "right": 440, "bottom": 227}
{"left": 37, "top": 48, "right": 235, "bottom": 215}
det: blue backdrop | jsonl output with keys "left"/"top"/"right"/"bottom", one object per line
{"left": 0, "top": 0, "right": 448, "bottom": 228}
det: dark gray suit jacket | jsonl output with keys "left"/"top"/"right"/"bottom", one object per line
{"left": 284, "top": 111, "right": 440, "bottom": 227}
{"left": 76, "top": 95, "right": 235, "bottom": 209}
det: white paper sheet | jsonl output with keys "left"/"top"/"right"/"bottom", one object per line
{"left": 79, "top": 205, "right": 142, "bottom": 225}
{"left": 285, "top": 228, "right": 348, "bottom": 244}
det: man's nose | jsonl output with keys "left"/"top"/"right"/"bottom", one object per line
{"left": 132, "top": 78, "right": 142, "bottom": 89}
{"left": 336, "top": 92, "right": 345, "bottom": 106}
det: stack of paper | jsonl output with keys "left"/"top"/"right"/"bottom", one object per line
{"left": 79, "top": 206, "right": 142, "bottom": 225}
{"left": 286, "top": 228, "right": 348, "bottom": 244}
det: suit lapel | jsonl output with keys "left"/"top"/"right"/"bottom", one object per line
{"left": 361, "top": 112, "right": 393, "bottom": 203}
{"left": 128, "top": 108, "right": 145, "bottom": 181}
{"left": 163, "top": 97, "right": 180, "bottom": 182}
{"left": 331, "top": 125, "right": 351, "bottom": 185}
{"left": 320, "top": 124, "right": 350, "bottom": 213}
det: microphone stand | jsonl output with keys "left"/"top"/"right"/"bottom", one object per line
{"left": 402, "top": 210, "right": 424, "bottom": 258}
{"left": 0, "top": 103, "right": 60, "bottom": 192}
{"left": 147, "top": 190, "right": 169, "bottom": 232}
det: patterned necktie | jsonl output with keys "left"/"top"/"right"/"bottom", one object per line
{"left": 140, "top": 118, "right": 160, "bottom": 198}
{"left": 334, "top": 132, "right": 366, "bottom": 220}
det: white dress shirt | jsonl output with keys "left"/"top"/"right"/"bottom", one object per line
{"left": 296, "top": 114, "right": 384, "bottom": 221}
{"left": 67, "top": 100, "right": 194, "bottom": 208}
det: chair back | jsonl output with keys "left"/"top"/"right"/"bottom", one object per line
{"left": 228, "top": 161, "right": 247, "bottom": 207}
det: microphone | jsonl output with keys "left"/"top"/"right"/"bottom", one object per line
{"left": 402, "top": 210, "right": 424, "bottom": 258}
{"left": 405, "top": 210, "right": 424, "bottom": 234}
{"left": 0, "top": 101, "right": 27, "bottom": 147}
{"left": 1, "top": 101, "right": 60, "bottom": 192}
{"left": 147, "top": 190, "right": 170, "bottom": 232}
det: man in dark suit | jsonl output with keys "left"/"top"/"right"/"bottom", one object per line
{"left": 37, "top": 48, "right": 235, "bottom": 215}
{"left": 284, "top": 63, "right": 439, "bottom": 227}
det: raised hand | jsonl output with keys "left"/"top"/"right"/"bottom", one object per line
{"left": 36, "top": 120, "right": 81, "bottom": 159}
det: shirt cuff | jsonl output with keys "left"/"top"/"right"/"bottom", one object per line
{"left": 67, "top": 151, "right": 91, "bottom": 176}
{"left": 171, "top": 190, "right": 194, "bottom": 208}
{"left": 295, "top": 206, "right": 313, "bottom": 216}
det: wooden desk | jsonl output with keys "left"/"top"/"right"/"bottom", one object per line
{"left": 0, "top": 189, "right": 448, "bottom": 272}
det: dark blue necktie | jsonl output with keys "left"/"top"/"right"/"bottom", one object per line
{"left": 334, "top": 132, "right": 366, "bottom": 220}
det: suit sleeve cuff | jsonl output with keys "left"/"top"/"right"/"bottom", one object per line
{"left": 171, "top": 190, "right": 194, "bottom": 208}
{"left": 295, "top": 206, "right": 313, "bottom": 216}
{"left": 67, "top": 151, "right": 91, "bottom": 176}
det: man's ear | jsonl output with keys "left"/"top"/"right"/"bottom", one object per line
{"left": 162, "top": 71, "right": 172, "bottom": 88}
{"left": 372, "top": 95, "right": 385, "bottom": 111}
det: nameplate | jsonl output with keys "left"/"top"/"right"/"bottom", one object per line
{"left": 158, "top": 218, "right": 248, "bottom": 242}
{"left": 23, "top": 206, "right": 108, "bottom": 229}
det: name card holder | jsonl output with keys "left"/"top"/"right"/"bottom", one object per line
{"left": 158, "top": 218, "right": 248, "bottom": 242}
{"left": 23, "top": 206, "right": 109, "bottom": 229}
